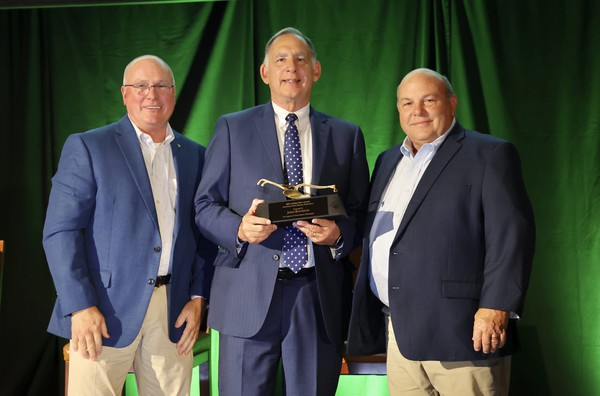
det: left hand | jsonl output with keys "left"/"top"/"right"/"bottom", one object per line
{"left": 175, "top": 297, "right": 205, "bottom": 356}
{"left": 472, "top": 307, "right": 509, "bottom": 354}
{"left": 295, "top": 218, "right": 340, "bottom": 246}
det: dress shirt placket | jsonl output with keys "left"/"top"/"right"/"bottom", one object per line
{"left": 369, "top": 145, "right": 434, "bottom": 306}
{"left": 138, "top": 131, "right": 176, "bottom": 277}
{"left": 151, "top": 142, "right": 175, "bottom": 276}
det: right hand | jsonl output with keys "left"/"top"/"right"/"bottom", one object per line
{"left": 472, "top": 308, "right": 508, "bottom": 354}
{"left": 71, "top": 306, "right": 110, "bottom": 361}
{"left": 237, "top": 199, "right": 277, "bottom": 244}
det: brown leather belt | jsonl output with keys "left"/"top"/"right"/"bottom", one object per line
{"left": 276, "top": 267, "right": 315, "bottom": 280}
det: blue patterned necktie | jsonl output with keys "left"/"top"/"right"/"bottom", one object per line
{"left": 282, "top": 113, "right": 308, "bottom": 273}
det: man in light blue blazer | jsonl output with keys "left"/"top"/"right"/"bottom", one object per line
{"left": 347, "top": 69, "right": 536, "bottom": 395}
{"left": 43, "top": 55, "right": 211, "bottom": 395}
{"left": 195, "top": 28, "right": 370, "bottom": 396}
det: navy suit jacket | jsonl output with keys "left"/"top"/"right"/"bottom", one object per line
{"left": 347, "top": 123, "right": 535, "bottom": 361}
{"left": 194, "top": 102, "right": 370, "bottom": 345}
{"left": 43, "top": 115, "right": 211, "bottom": 347}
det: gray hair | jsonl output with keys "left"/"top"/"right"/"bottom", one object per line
{"left": 122, "top": 55, "right": 175, "bottom": 85}
{"left": 263, "top": 27, "right": 317, "bottom": 66}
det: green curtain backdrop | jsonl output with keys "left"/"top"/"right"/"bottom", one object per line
{"left": 0, "top": 0, "right": 598, "bottom": 395}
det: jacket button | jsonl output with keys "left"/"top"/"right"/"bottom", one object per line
{"left": 154, "top": 246, "right": 162, "bottom": 253}
{"left": 272, "top": 254, "right": 280, "bottom": 261}
{"left": 148, "top": 278, "right": 156, "bottom": 285}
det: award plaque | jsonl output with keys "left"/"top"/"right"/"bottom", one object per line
{"left": 255, "top": 179, "right": 348, "bottom": 225}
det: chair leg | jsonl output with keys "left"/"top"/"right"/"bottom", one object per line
{"left": 123, "top": 372, "right": 138, "bottom": 395}
{"left": 210, "top": 330, "right": 219, "bottom": 396}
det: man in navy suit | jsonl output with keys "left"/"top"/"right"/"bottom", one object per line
{"left": 347, "top": 68, "right": 535, "bottom": 395}
{"left": 43, "top": 55, "right": 210, "bottom": 395}
{"left": 195, "top": 27, "right": 369, "bottom": 396}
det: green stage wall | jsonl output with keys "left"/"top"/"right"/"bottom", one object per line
{"left": 0, "top": 1, "right": 598, "bottom": 394}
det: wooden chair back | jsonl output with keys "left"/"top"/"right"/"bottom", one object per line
{"left": 0, "top": 240, "right": 4, "bottom": 273}
{"left": 0, "top": 240, "right": 4, "bottom": 313}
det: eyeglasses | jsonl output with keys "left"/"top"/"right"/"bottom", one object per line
{"left": 123, "top": 83, "right": 175, "bottom": 95}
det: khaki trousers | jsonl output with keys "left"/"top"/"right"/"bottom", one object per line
{"left": 386, "top": 315, "right": 511, "bottom": 396}
{"left": 68, "top": 286, "right": 193, "bottom": 396}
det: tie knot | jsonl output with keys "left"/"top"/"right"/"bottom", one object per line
{"left": 286, "top": 113, "right": 298, "bottom": 124}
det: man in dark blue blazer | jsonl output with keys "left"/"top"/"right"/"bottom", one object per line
{"left": 43, "top": 55, "right": 211, "bottom": 395}
{"left": 195, "top": 28, "right": 369, "bottom": 396}
{"left": 347, "top": 68, "right": 535, "bottom": 395}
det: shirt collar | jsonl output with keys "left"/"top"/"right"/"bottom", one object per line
{"left": 129, "top": 117, "right": 174, "bottom": 149}
{"left": 271, "top": 101, "right": 310, "bottom": 131}
{"left": 400, "top": 118, "right": 456, "bottom": 159}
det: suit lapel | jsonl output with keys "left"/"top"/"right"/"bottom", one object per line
{"left": 362, "top": 148, "right": 403, "bottom": 243}
{"left": 310, "top": 109, "right": 329, "bottom": 186}
{"left": 393, "top": 125, "right": 465, "bottom": 245}
{"left": 372, "top": 149, "right": 403, "bottom": 204}
{"left": 171, "top": 133, "right": 186, "bottom": 240}
{"left": 114, "top": 116, "right": 159, "bottom": 230}
{"left": 255, "top": 103, "right": 286, "bottom": 181}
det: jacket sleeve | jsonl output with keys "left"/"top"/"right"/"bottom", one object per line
{"left": 43, "top": 134, "right": 100, "bottom": 316}
{"left": 479, "top": 142, "right": 536, "bottom": 315}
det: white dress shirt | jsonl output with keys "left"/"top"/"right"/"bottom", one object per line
{"left": 131, "top": 119, "right": 177, "bottom": 277}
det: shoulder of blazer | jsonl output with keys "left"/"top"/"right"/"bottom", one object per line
{"left": 451, "top": 122, "right": 510, "bottom": 147}
{"left": 67, "top": 116, "right": 127, "bottom": 150}
{"left": 310, "top": 107, "right": 358, "bottom": 131}
{"left": 376, "top": 144, "right": 403, "bottom": 167}
{"left": 172, "top": 130, "right": 205, "bottom": 152}
{"left": 74, "top": 115, "right": 125, "bottom": 136}
{"left": 221, "top": 102, "right": 272, "bottom": 122}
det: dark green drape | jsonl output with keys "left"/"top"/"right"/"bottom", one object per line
{"left": 1, "top": 1, "right": 599, "bottom": 395}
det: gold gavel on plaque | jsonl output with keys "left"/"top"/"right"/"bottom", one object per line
{"left": 257, "top": 179, "right": 338, "bottom": 199}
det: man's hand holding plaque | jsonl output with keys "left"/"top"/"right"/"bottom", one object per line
{"left": 237, "top": 198, "right": 278, "bottom": 244}
{"left": 255, "top": 178, "right": 347, "bottom": 221}
{"left": 294, "top": 218, "right": 341, "bottom": 247}
{"left": 254, "top": 179, "right": 347, "bottom": 246}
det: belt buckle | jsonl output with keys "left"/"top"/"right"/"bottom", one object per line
{"left": 155, "top": 274, "right": 171, "bottom": 288}
{"left": 276, "top": 267, "right": 314, "bottom": 280}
